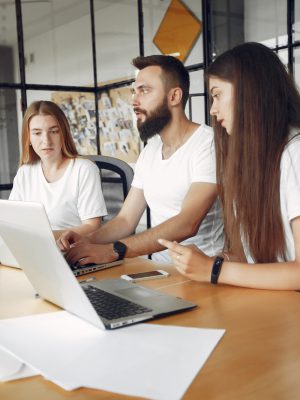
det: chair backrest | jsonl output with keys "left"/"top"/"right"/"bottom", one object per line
{"left": 86, "top": 155, "right": 134, "bottom": 222}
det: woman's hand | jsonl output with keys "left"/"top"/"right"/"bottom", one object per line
{"left": 158, "top": 238, "right": 213, "bottom": 282}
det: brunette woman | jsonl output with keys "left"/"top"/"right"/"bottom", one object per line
{"left": 159, "top": 42, "right": 300, "bottom": 290}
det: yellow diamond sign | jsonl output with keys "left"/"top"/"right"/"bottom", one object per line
{"left": 153, "top": 0, "right": 202, "bottom": 62}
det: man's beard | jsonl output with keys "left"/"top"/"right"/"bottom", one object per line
{"left": 135, "top": 99, "right": 172, "bottom": 142}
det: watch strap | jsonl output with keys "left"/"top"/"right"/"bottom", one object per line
{"left": 210, "top": 256, "right": 224, "bottom": 284}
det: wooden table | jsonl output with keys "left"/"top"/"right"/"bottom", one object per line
{"left": 1, "top": 258, "right": 300, "bottom": 399}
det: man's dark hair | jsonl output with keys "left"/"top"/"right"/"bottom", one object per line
{"left": 132, "top": 55, "right": 190, "bottom": 108}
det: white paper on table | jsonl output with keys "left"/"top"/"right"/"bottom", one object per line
{"left": 0, "top": 347, "right": 38, "bottom": 381}
{"left": 0, "top": 311, "right": 225, "bottom": 399}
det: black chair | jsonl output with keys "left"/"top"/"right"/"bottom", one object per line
{"left": 0, "top": 183, "right": 13, "bottom": 200}
{"left": 87, "top": 155, "right": 134, "bottom": 222}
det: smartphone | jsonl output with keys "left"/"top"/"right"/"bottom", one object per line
{"left": 120, "top": 270, "right": 169, "bottom": 282}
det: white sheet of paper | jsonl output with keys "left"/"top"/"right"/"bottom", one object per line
{"left": 0, "top": 347, "right": 38, "bottom": 381}
{"left": 0, "top": 311, "right": 225, "bottom": 399}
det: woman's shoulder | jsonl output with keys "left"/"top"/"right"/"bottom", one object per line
{"left": 72, "top": 157, "right": 98, "bottom": 170}
{"left": 281, "top": 132, "right": 300, "bottom": 167}
{"left": 16, "top": 161, "right": 40, "bottom": 175}
{"left": 71, "top": 157, "right": 100, "bottom": 179}
{"left": 284, "top": 131, "right": 300, "bottom": 152}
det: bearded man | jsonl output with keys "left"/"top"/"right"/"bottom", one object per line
{"left": 58, "top": 55, "right": 224, "bottom": 265}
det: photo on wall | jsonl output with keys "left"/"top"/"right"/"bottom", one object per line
{"left": 52, "top": 85, "right": 141, "bottom": 163}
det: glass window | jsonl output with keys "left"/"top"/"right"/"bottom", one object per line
{"left": 143, "top": 0, "right": 203, "bottom": 65}
{"left": 186, "top": 95, "right": 205, "bottom": 125}
{"left": 244, "top": 0, "right": 287, "bottom": 47}
{"left": 277, "top": 49, "right": 288, "bottom": 69}
{"left": 186, "top": 69, "right": 205, "bottom": 123}
{"left": 21, "top": 0, "right": 93, "bottom": 86}
{"left": 0, "top": 3, "right": 20, "bottom": 83}
{"left": 294, "top": 1, "right": 300, "bottom": 42}
{"left": 94, "top": 0, "right": 139, "bottom": 84}
{"left": 294, "top": 48, "right": 300, "bottom": 89}
{"left": 211, "top": 0, "right": 244, "bottom": 57}
{"left": 27, "top": 90, "right": 98, "bottom": 155}
{"left": 189, "top": 69, "right": 204, "bottom": 94}
{"left": 0, "top": 89, "right": 20, "bottom": 195}
{"left": 211, "top": 0, "right": 287, "bottom": 56}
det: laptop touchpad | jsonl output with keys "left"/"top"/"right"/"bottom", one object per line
{"left": 117, "top": 286, "right": 160, "bottom": 301}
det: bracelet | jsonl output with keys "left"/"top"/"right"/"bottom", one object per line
{"left": 210, "top": 256, "right": 224, "bottom": 285}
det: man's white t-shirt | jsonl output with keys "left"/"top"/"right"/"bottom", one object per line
{"left": 9, "top": 158, "right": 107, "bottom": 230}
{"left": 132, "top": 124, "right": 224, "bottom": 263}
{"left": 243, "top": 133, "right": 300, "bottom": 262}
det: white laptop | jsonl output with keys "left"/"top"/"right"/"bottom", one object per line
{"left": 0, "top": 201, "right": 196, "bottom": 329}
{"left": 0, "top": 237, "right": 20, "bottom": 268}
{"left": 0, "top": 200, "right": 121, "bottom": 275}
{"left": 0, "top": 200, "right": 55, "bottom": 269}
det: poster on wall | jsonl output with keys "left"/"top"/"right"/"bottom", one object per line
{"left": 52, "top": 85, "right": 141, "bottom": 163}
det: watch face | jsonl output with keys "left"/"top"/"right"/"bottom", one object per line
{"left": 113, "top": 241, "right": 127, "bottom": 260}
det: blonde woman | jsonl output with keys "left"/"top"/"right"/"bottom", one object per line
{"left": 10, "top": 101, "right": 107, "bottom": 239}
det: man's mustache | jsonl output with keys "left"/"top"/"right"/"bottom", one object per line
{"left": 133, "top": 107, "right": 147, "bottom": 115}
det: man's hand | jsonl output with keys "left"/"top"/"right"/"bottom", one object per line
{"left": 57, "top": 231, "right": 90, "bottom": 251}
{"left": 64, "top": 243, "right": 117, "bottom": 266}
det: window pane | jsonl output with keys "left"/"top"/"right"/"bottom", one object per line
{"left": 0, "top": 89, "right": 20, "bottom": 198}
{"left": 211, "top": 0, "right": 287, "bottom": 56}
{"left": 94, "top": 0, "right": 139, "bottom": 84}
{"left": 186, "top": 95, "right": 205, "bottom": 125}
{"left": 190, "top": 69, "right": 204, "bottom": 94}
{"left": 21, "top": 0, "right": 93, "bottom": 85}
{"left": 143, "top": 0, "right": 203, "bottom": 65}
{"left": 295, "top": 1, "right": 300, "bottom": 42}
{"left": 0, "top": 4, "right": 20, "bottom": 83}
{"left": 211, "top": 0, "right": 244, "bottom": 56}
{"left": 27, "top": 90, "right": 97, "bottom": 155}
{"left": 294, "top": 48, "right": 300, "bottom": 89}
{"left": 187, "top": 69, "right": 205, "bottom": 124}
{"left": 277, "top": 49, "right": 288, "bottom": 69}
{"left": 244, "top": 0, "right": 287, "bottom": 46}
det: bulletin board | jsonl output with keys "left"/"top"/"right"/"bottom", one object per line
{"left": 52, "top": 85, "right": 141, "bottom": 163}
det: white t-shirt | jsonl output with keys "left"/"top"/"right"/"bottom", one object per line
{"left": 244, "top": 133, "right": 300, "bottom": 262}
{"left": 9, "top": 158, "right": 107, "bottom": 230}
{"left": 132, "top": 124, "right": 224, "bottom": 262}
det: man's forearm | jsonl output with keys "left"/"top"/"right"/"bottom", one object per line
{"left": 119, "top": 214, "right": 199, "bottom": 258}
{"left": 88, "top": 216, "right": 135, "bottom": 244}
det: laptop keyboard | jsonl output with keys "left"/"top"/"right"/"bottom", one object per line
{"left": 83, "top": 285, "right": 152, "bottom": 320}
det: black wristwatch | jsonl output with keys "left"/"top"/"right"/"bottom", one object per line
{"left": 113, "top": 241, "right": 127, "bottom": 261}
{"left": 210, "top": 256, "right": 224, "bottom": 284}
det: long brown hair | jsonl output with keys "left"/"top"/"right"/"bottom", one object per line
{"left": 206, "top": 42, "right": 300, "bottom": 262}
{"left": 21, "top": 100, "right": 78, "bottom": 165}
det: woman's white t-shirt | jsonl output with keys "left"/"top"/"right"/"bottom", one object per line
{"left": 244, "top": 133, "right": 300, "bottom": 262}
{"left": 9, "top": 158, "right": 107, "bottom": 230}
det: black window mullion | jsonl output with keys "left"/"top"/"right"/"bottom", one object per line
{"left": 15, "top": 0, "right": 27, "bottom": 114}
{"left": 287, "top": 0, "right": 295, "bottom": 75}
{"left": 89, "top": 0, "right": 101, "bottom": 154}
